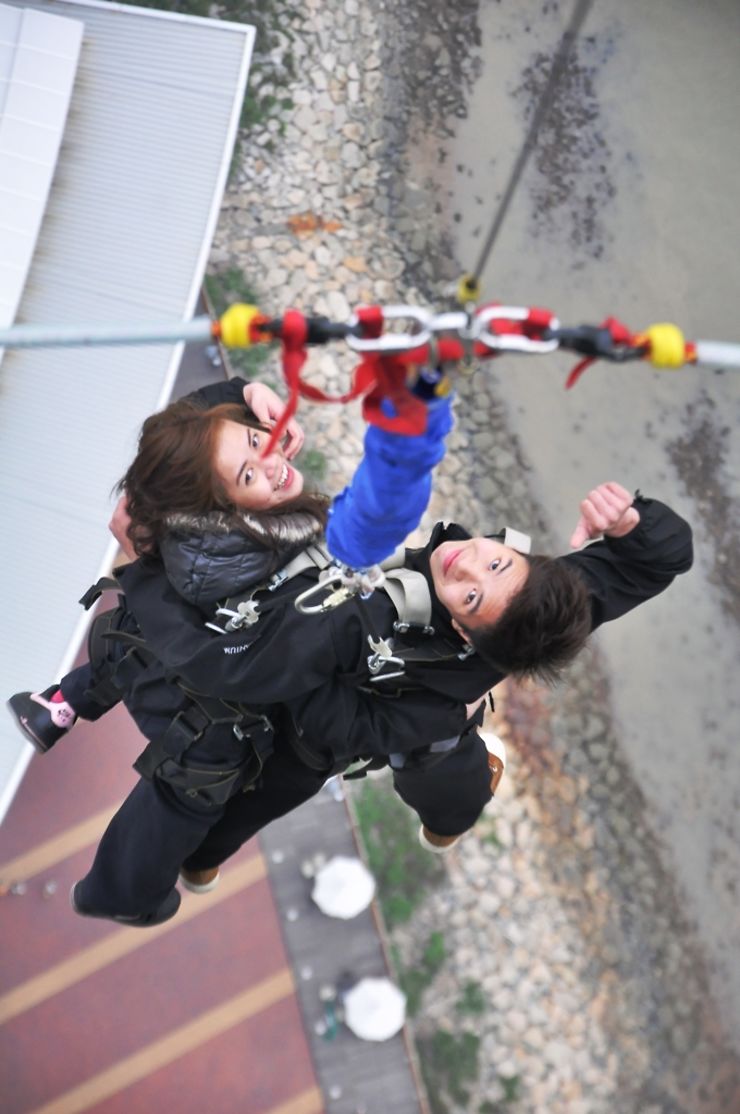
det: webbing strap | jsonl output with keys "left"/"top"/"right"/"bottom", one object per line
{"left": 135, "top": 705, "right": 214, "bottom": 779}
{"left": 79, "top": 576, "right": 120, "bottom": 611}
{"left": 276, "top": 542, "right": 333, "bottom": 581}
{"left": 216, "top": 543, "right": 334, "bottom": 624}
{"left": 382, "top": 567, "right": 433, "bottom": 628}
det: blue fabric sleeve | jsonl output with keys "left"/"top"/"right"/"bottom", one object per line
{"left": 326, "top": 397, "right": 454, "bottom": 567}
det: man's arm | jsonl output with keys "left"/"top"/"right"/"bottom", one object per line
{"left": 187, "top": 377, "right": 304, "bottom": 458}
{"left": 289, "top": 679, "right": 468, "bottom": 764}
{"left": 562, "top": 488, "right": 693, "bottom": 630}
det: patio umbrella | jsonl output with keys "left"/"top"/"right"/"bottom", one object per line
{"left": 311, "top": 855, "right": 376, "bottom": 919}
{"left": 343, "top": 977, "right": 407, "bottom": 1041}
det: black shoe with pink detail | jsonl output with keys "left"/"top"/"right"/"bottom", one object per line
{"left": 6, "top": 686, "right": 77, "bottom": 754}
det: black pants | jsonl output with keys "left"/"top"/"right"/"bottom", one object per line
{"left": 75, "top": 715, "right": 280, "bottom": 917}
{"left": 76, "top": 729, "right": 493, "bottom": 918}
{"left": 184, "top": 727, "right": 493, "bottom": 871}
{"left": 392, "top": 727, "right": 494, "bottom": 838}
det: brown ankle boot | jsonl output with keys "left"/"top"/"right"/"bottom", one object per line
{"left": 179, "top": 866, "right": 220, "bottom": 894}
{"left": 481, "top": 732, "right": 507, "bottom": 794}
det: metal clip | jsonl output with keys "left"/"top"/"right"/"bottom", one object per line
{"left": 295, "top": 570, "right": 357, "bottom": 614}
{"left": 367, "top": 634, "right": 407, "bottom": 677}
{"left": 475, "top": 305, "right": 560, "bottom": 353}
{"left": 267, "top": 568, "right": 289, "bottom": 591}
{"left": 346, "top": 304, "right": 432, "bottom": 353}
{"left": 206, "top": 598, "right": 260, "bottom": 633}
{"left": 393, "top": 620, "right": 435, "bottom": 636}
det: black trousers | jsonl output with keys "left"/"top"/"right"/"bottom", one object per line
{"left": 184, "top": 726, "right": 493, "bottom": 870}
{"left": 74, "top": 715, "right": 282, "bottom": 917}
{"left": 76, "top": 727, "right": 493, "bottom": 918}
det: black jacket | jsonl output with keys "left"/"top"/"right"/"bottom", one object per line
{"left": 117, "top": 493, "right": 692, "bottom": 763}
{"left": 109, "top": 376, "right": 467, "bottom": 760}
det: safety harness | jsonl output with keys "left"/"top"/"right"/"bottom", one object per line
{"left": 78, "top": 578, "right": 274, "bottom": 807}
{"left": 78, "top": 523, "right": 530, "bottom": 795}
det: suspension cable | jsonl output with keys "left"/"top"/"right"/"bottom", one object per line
{"left": 467, "top": 0, "right": 596, "bottom": 290}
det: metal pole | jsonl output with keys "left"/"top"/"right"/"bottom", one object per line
{"left": 0, "top": 317, "right": 214, "bottom": 350}
{"left": 694, "top": 340, "right": 740, "bottom": 369}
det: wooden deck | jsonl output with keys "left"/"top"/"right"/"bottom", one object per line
{"left": 0, "top": 666, "right": 424, "bottom": 1114}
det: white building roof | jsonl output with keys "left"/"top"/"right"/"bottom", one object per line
{"left": 0, "top": 0, "right": 254, "bottom": 820}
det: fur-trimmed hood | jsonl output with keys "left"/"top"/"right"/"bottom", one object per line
{"left": 160, "top": 509, "right": 324, "bottom": 608}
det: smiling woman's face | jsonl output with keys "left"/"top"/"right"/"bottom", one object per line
{"left": 213, "top": 420, "right": 305, "bottom": 511}
{"left": 430, "top": 536, "right": 530, "bottom": 634}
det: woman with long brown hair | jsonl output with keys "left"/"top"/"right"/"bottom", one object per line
{"left": 8, "top": 375, "right": 471, "bottom": 926}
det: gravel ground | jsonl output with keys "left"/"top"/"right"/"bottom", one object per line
{"left": 210, "top": 1, "right": 740, "bottom": 1109}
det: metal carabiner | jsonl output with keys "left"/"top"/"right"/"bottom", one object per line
{"left": 206, "top": 598, "right": 261, "bottom": 633}
{"left": 428, "top": 310, "right": 470, "bottom": 336}
{"left": 346, "top": 304, "right": 433, "bottom": 353}
{"left": 367, "top": 634, "right": 406, "bottom": 678}
{"left": 294, "top": 570, "right": 357, "bottom": 614}
{"left": 475, "top": 305, "right": 560, "bottom": 354}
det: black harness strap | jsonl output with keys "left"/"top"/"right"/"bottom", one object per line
{"left": 134, "top": 699, "right": 275, "bottom": 807}
{"left": 79, "top": 576, "right": 120, "bottom": 611}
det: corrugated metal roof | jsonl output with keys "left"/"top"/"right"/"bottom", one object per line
{"left": 0, "top": 0, "right": 254, "bottom": 819}
{"left": 0, "top": 5, "right": 83, "bottom": 347}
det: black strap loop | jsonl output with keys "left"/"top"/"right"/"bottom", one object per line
{"left": 79, "top": 576, "right": 120, "bottom": 611}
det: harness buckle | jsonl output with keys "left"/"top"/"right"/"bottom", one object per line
{"left": 367, "top": 634, "right": 406, "bottom": 678}
{"left": 207, "top": 598, "right": 260, "bottom": 633}
{"left": 233, "top": 712, "right": 272, "bottom": 741}
{"left": 393, "top": 620, "right": 435, "bottom": 636}
{"left": 267, "top": 568, "right": 289, "bottom": 591}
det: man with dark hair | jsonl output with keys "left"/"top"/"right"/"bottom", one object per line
{"left": 109, "top": 477, "right": 690, "bottom": 881}
{"left": 438, "top": 482, "right": 641, "bottom": 685}
{"left": 8, "top": 371, "right": 693, "bottom": 926}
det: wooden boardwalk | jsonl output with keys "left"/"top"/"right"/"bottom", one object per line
{"left": 0, "top": 665, "right": 424, "bottom": 1114}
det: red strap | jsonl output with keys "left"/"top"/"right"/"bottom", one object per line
{"left": 360, "top": 354, "right": 428, "bottom": 434}
{"left": 526, "top": 306, "right": 555, "bottom": 333}
{"left": 565, "top": 356, "right": 595, "bottom": 389}
{"left": 262, "top": 310, "right": 308, "bottom": 455}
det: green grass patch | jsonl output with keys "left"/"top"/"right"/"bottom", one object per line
{"left": 397, "top": 930, "right": 447, "bottom": 1017}
{"left": 418, "top": 1028, "right": 481, "bottom": 1113}
{"left": 456, "top": 979, "right": 487, "bottom": 1015}
{"left": 351, "top": 776, "right": 445, "bottom": 928}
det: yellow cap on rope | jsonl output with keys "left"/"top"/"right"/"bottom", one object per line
{"left": 218, "top": 303, "right": 263, "bottom": 348}
{"left": 456, "top": 274, "right": 481, "bottom": 305}
{"left": 636, "top": 322, "right": 687, "bottom": 368}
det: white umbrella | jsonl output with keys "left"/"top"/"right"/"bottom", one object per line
{"left": 343, "top": 977, "right": 407, "bottom": 1041}
{"left": 311, "top": 855, "right": 376, "bottom": 919}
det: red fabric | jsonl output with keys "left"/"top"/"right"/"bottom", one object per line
{"left": 565, "top": 317, "right": 640, "bottom": 389}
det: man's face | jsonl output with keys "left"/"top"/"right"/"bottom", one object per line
{"left": 429, "top": 537, "right": 530, "bottom": 636}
